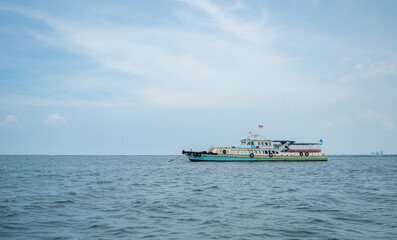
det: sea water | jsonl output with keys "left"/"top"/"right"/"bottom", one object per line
{"left": 0, "top": 155, "right": 396, "bottom": 239}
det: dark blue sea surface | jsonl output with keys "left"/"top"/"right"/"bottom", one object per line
{"left": 0, "top": 155, "right": 396, "bottom": 239}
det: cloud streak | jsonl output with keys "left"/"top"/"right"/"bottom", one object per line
{"left": 179, "top": 0, "right": 270, "bottom": 43}
{"left": 0, "top": 1, "right": 395, "bottom": 113}
{"left": 2, "top": 1, "right": 310, "bottom": 109}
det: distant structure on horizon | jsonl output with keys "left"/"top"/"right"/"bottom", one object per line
{"left": 372, "top": 151, "right": 384, "bottom": 156}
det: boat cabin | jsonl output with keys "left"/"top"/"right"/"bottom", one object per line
{"left": 240, "top": 139, "right": 274, "bottom": 149}
{"left": 286, "top": 143, "right": 322, "bottom": 152}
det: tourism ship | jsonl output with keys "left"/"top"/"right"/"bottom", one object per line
{"left": 182, "top": 131, "right": 327, "bottom": 162}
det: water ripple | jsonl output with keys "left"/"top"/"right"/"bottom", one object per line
{"left": 0, "top": 155, "right": 396, "bottom": 239}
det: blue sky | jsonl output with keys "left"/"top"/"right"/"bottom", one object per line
{"left": 1, "top": 0, "right": 396, "bottom": 154}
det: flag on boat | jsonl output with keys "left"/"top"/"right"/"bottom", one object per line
{"left": 319, "top": 139, "right": 323, "bottom": 143}
{"left": 259, "top": 124, "right": 263, "bottom": 128}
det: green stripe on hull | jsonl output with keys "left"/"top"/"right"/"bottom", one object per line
{"left": 186, "top": 154, "right": 328, "bottom": 162}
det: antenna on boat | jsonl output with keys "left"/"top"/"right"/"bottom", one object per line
{"left": 248, "top": 129, "right": 253, "bottom": 139}
{"left": 258, "top": 124, "right": 265, "bottom": 140}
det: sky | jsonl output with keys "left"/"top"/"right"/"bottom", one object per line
{"left": 0, "top": 0, "right": 396, "bottom": 155}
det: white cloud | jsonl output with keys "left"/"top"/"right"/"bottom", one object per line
{"left": 0, "top": 115, "right": 19, "bottom": 126}
{"left": 9, "top": 2, "right": 305, "bottom": 109}
{"left": 338, "top": 59, "right": 397, "bottom": 83}
{"left": 0, "top": 1, "right": 371, "bottom": 111}
{"left": 44, "top": 113, "right": 67, "bottom": 127}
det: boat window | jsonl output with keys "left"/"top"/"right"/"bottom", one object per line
{"left": 265, "top": 151, "right": 268, "bottom": 154}
{"left": 276, "top": 151, "right": 279, "bottom": 154}
{"left": 272, "top": 151, "right": 275, "bottom": 154}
